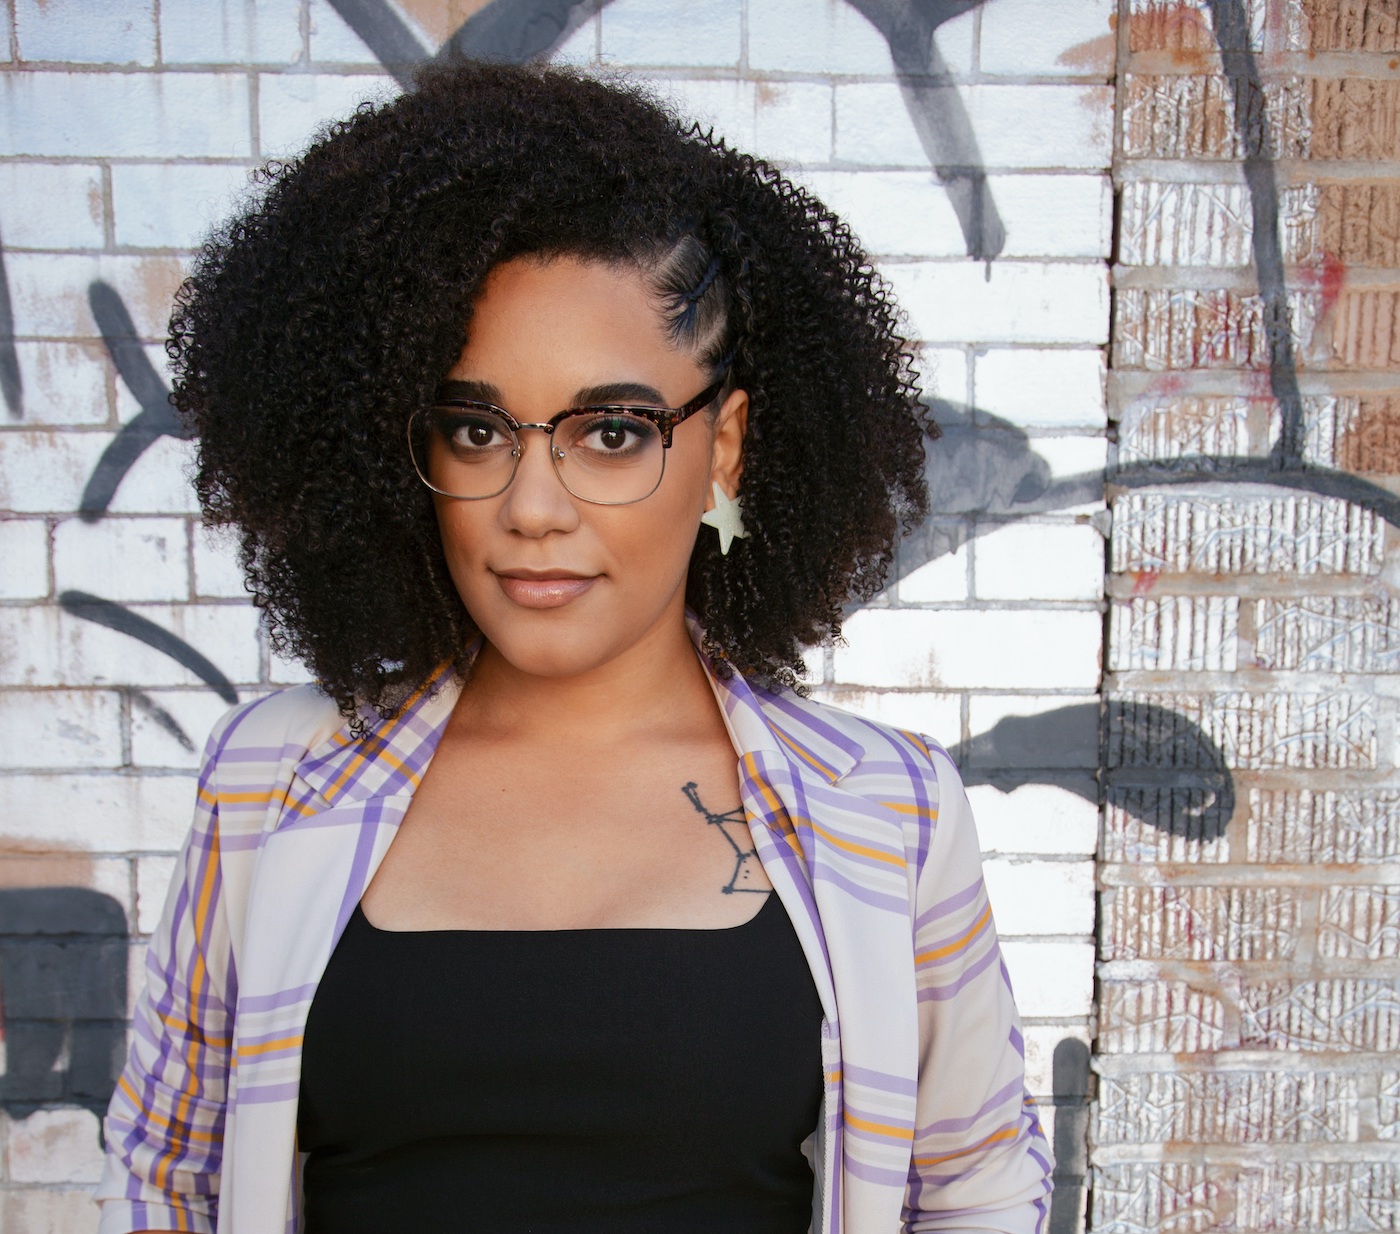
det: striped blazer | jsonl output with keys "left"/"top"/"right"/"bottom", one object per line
{"left": 97, "top": 636, "right": 1053, "bottom": 1234}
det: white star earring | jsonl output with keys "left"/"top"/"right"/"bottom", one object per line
{"left": 700, "top": 481, "right": 748, "bottom": 555}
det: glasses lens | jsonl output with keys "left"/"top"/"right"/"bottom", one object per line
{"left": 553, "top": 411, "right": 665, "bottom": 504}
{"left": 413, "top": 405, "right": 519, "bottom": 498}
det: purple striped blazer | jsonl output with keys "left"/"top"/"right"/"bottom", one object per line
{"left": 97, "top": 633, "right": 1053, "bottom": 1234}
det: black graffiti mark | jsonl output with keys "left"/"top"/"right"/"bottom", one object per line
{"left": 59, "top": 591, "right": 238, "bottom": 706}
{"left": 439, "top": 0, "right": 600, "bottom": 63}
{"left": 0, "top": 232, "right": 21, "bottom": 419}
{"left": 328, "top": 0, "right": 1004, "bottom": 260}
{"left": 902, "top": 400, "right": 1400, "bottom": 587}
{"left": 1114, "top": 457, "right": 1400, "bottom": 527}
{"left": 323, "top": 0, "right": 430, "bottom": 86}
{"left": 1205, "top": 0, "right": 1304, "bottom": 468}
{"left": 846, "top": 0, "right": 1005, "bottom": 261}
{"left": 0, "top": 888, "right": 129, "bottom": 1125}
{"left": 951, "top": 701, "right": 1235, "bottom": 841}
{"left": 80, "top": 280, "right": 191, "bottom": 523}
{"left": 326, "top": 0, "right": 600, "bottom": 86}
{"left": 130, "top": 689, "right": 197, "bottom": 754}
{"left": 1047, "top": 1038, "right": 1090, "bottom": 1234}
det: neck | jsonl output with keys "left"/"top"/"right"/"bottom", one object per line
{"left": 456, "top": 610, "right": 722, "bottom": 745}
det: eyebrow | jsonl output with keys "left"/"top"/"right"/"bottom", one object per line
{"left": 436, "top": 378, "right": 671, "bottom": 409}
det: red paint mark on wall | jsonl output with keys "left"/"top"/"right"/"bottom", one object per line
{"left": 1131, "top": 569, "right": 1162, "bottom": 596}
{"left": 1310, "top": 250, "right": 1349, "bottom": 316}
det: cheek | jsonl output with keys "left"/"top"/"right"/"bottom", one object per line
{"left": 432, "top": 501, "right": 488, "bottom": 581}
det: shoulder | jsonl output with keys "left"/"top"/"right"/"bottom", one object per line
{"left": 755, "top": 684, "right": 953, "bottom": 783}
{"left": 200, "top": 683, "right": 346, "bottom": 774}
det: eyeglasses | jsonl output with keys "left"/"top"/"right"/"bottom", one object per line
{"left": 408, "top": 377, "right": 725, "bottom": 506}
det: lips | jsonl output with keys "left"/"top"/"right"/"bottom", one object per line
{"left": 492, "top": 569, "right": 598, "bottom": 609}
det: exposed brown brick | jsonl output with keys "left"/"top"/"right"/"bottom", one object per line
{"left": 1248, "top": 788, "right": 1400, "bottom": 862}
{"left": 1236, "top": 1161, "right": 1400, "bottom": 1231}
{"left": 1127, "top": 0, "right": 1266, "bottom": 53}
{"left": 1254, "top": 595, "right": 1400, "bottom": 671}
{"left": 1102, "top": 789, "right": 1232, "bottom": 863}
{"left": 1099, "top": 981, "right": 1227, "bottom": 1052}
{"left": 1110, "top": 493, "right": 1383, "bottom": 575}
{"left": 1316, "top": 183, "right": 1400, "bottom": 268}
{"left": 1106, "top": 689, "right": 1377, "bottom": 770}
{"left": 1095, "top": 1071, "right": 1359, "bottom": 1143}
{"left": 1335, "top": 395, "right": 1400, "bottom": 469}
{"left": 1113, "top": 288, "right": 1319, "bottom": 371}
{"left": 1104, "top": 885, "right": 1301, "bottom": 961}
{"left": 1296, "top": 393, "right": 1400, "bottom": 470}
{"left": 1241, "top": 979, "right": 1400, "bottom": 1051}
{"left": 1092, "top": 1163, "right": 1223, "bottom": 1234}
{"left": 1116, "top": 395, "right": 1253, "bottom": 465}
{"left": 1122, "top": 74, "right": 1312, "bottom": 160}
{"left": 1301, "top": 0, "right": 1400, "bottom": 51}
{"left": 1331, "top": 289, "right": 1400, "bottom": 369}
{"left": 1318, "top": 887, "right": 1400, "bottom": 959}
{"left": 1309, "top": 78, "right": 1400, "bottom": 160}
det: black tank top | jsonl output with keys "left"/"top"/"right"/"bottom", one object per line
{"left": 297, "top": 893, "right": 825, "bottom": 1233}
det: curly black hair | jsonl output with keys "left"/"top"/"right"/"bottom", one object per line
{"left": 171, "top": 59, "right": 932, "bottom": 722}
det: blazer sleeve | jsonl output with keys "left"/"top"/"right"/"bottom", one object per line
{"left": 95, "top": 712, "right": 240, "bottom": 1234}
{"left": 902, "top": 739, "right": 1055, "bottom": 1234}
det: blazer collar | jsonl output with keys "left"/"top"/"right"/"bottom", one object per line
{"left": 295, "top": 660, "right": 463, "bottom": 808}
{"left": 293, "top": 619, "right": 866, "bottom": 810}
{"left": 688, "top": 613, "right": 863, "bottom": 786}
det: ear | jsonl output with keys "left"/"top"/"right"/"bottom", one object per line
{"left": 706, "top": 387, "right": 748, "bottom": 505}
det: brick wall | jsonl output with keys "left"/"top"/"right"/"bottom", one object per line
{"left": 2, "top": 1, "right": 1391, "bottom": 1231}
{"left": 1099, "top": 1, "right": 1400, "bottom": 1231}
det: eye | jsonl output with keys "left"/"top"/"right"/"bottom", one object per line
{"left": 458, "top": 419, "right": 502, "bottom": 448}
{"left": 571, "top": 413, "right": 659, "bottom": 456}
{"left": 437, "top": 408, "right": 513, "bottom": 456}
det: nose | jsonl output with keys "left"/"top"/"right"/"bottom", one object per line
{"left": 498, "top": 427, "right": 579, "bottom": 536}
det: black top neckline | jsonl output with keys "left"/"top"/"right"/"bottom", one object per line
{"left": 351, "top": 889, "right": 778, "bottom": 937}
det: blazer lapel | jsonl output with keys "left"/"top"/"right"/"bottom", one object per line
{"left": 222, "top": 671, "right": 460, "bottom": 1234}
{"left": 709, "top": 664, "right": 920, "bottom": 1234}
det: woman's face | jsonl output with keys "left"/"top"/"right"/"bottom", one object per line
{"left": 433, "top": 255, "right": 746, "bottom": 682}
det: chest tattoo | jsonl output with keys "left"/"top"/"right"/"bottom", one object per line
{"left": 681, "top": 781, "right": 766, "bottom": 895}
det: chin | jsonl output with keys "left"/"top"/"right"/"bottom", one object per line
{"left": 481, "top": 624, "right": 624, "bottom": 680}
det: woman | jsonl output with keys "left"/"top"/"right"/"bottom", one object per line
{"left": 98, "top": 59, "right": 1053, "bottom": 1234}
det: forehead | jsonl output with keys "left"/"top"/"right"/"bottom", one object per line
{"left": 449, "top": 256, "right": 705, "bottom": 407}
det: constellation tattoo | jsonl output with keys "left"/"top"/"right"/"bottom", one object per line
{"left": 681, "top": 782, "right": 766, "bottom": 896}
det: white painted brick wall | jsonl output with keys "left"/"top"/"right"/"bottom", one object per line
{"left": 835, "top": 84, "right": 1114, "bottom": 168}
{"left": 797, "top": 172, "right": 1112, "bottom": 260}
{"left": 6, "top": 1109, "right": 105, "bottom": 1185}
{"left": 602, "top": 0, "right": 742, "bottom": 67}
{"left": 0, "top": 72, "right": 253, "bottom": 158}
{"left": 836, "top": 608, "right": 1101, "bottom": 690}
{"left": 978, "top": 0, "right": 1117, "bottom": 76}
{"left": 0, "top": 517, "right": 49, "bottom": 598}
{"left": 51, "top": 517, "right": 191, "bottom": 602}
{"left": 0, "top": 771, "right": 195, "bottom": 852}
{"left": 966, "top": 784, "right": 1099, "bottom": 855}
{"left": 111, "top": 164, "right": 255, "bottom": 251}
{"left": 0, "top": 164, "right": 105, "bottom": 250}
{"left": 0, "top": 603, "right": 262, "bottom": 688}
{"left": 885, "top": 261, "right": 1110, "bottom": 346}
{"left": 974, "top": 348, "right": 1108, "bottom": 429}
{"left": 159, "top": 0, "right": 305, "bottom": 66}
{"left": 985, "top": 857, "right": 1096, "bottom": 936}
{"left": 258, "top": 71, "right": 397, "bottom": 157}
{"left": 13, "top": 0, "right": 156, "bottom": 66}
{"left": 9, "top": 342, "right": 111, "bottom": 425}
{"left": 0, "top": 689, "right": 124, "bottom": 769}
{"left": 975, "top": 522, "right": 1105, "bottom": 600}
